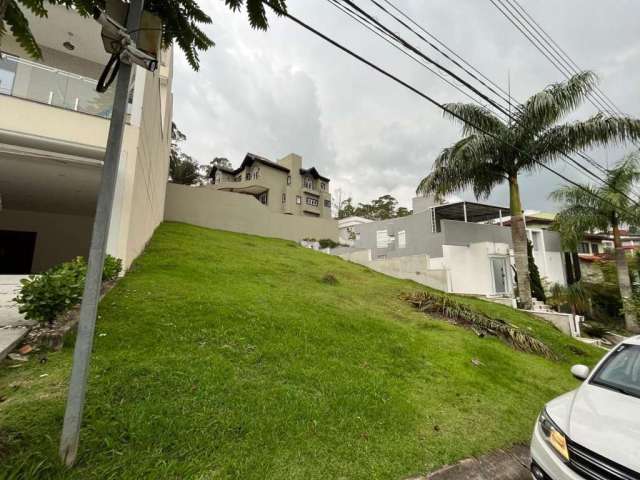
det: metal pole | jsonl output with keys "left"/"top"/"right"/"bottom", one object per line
{"left": 463, "top": 202, "right": 468, "bottom": 223}
{"left": 59, "top": 0, "right": 144, "bottom": 466}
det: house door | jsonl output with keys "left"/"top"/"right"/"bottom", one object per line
{"left": 0, "top": 230, "right": 37, "bottom": 274}
{"left": 490, "top": 256, "right": 509, "bottom": 294}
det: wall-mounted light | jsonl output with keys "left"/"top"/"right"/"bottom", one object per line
{"left": 63, "top": 41, "right": 76, "bottom": 51}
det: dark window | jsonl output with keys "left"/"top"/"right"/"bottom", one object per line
{"left": 324, "top": 199, "right": 331, "bottom": 208}
{"left": 296, "top": 195, "right": 302, "bottom": 205}
{"left": 578, "top": 242, "right": 590, "bottom": 254}
{"left": 282, "top": 193, "right": 286, "bottom": 203}
{"left": 287, "top": 175, "right": 291, "bottom": 185}
{"left": 258, "top": 192, "right": 268, "bottom": 205}
{"left": 304, "top": 177, "right": 313, "bottom": 189}
{"left": 591, "top": 243, "right": 600, "bottom": 255}
{"left": 306, "top": 197, "right": 319, "bottom": 207}
{"left": 245, "top": 171, "right": 251, "bottom": 181}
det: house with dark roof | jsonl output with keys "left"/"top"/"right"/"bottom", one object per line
{"left": 208, "top": 153, "right": 332, "bottom": 219}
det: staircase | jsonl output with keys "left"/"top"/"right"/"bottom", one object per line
{"left": 531, "top": 297, "right": 553, "bottom": 313}
{"left": 0, "top": 276, "right": 36, "bottom": 361}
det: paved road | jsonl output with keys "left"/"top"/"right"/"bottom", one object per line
{"left": 409, "top": 445, "right": 531, "bottom": 480}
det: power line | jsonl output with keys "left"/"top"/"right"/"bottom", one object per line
{"left": 506, "top": 0, "right": 625, "bottom": 117}
{"left": 269, "top": 3, "right": 637, "bottom": 217}
{"left": 332, "top": 0, "right": 639, "bottom": 205}
{"left": 488, "top": 0, "right": 615, "bottom": 115}
{"left": 324, "top": 0, "right": 490, "bottom": 110}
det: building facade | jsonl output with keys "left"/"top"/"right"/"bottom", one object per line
{"left": 209, "top": 153, "right": 332, "bottom": 219}
{"left": 333, "top": 197, "right": 567, "bottom": 298}
{"left": 0, "top": 5, "right": 173, "bottom": 273}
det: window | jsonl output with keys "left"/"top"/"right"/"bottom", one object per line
{"left": 245, "top": 171, "right": 251, "bottom": 181}
{"left": 324, "top": 199, "right": 331, "bottom": 208}
{"left": 287, "top": 175, "right": 292, "bottom": 185}
{"left": 578, "top": 242, "right": 590, "bottom": 254}
{"left": 376, "top": 229, "right": 389, "bottom": 248}
{"left": 258, "top": 192, "right": 268, "bottom": 205}
{"left": 282, "top": 193, "right": 286, "bottom": 203}
{"left": 591, "top": 344, "right": 640, "bottom": 399}
{"left": 296, "top": 195, "right": 302, "bottom": 205}
{"left": 398, "top": 230, "right": 406, "bottom": 249}
{"left": 304, "top": 177, "right": 313, "bottom": 189}
{"left": 306, "top": 197, "right": 319, "bottom": 207}
{"left": 235, "top": 176, "right": 241, "bottom": 182}
{"left": 591, "top": 243, "right": 600, "bottom": 255}
{"left": 320, "top": 182, "right": 326, "bottom": 190}
{"left": 530, "top": 231, "right": 542, "bottom": 252}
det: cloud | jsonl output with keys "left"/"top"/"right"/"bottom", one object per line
{"left": 172, "top": 0, "right": 640, "bottom": 212}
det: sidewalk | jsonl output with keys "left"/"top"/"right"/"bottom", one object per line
{"left": 411, "top": 445, "right": 531, "bottom": 480}
{"left": 0, "top": 276, "right": 35, "bottom": 361}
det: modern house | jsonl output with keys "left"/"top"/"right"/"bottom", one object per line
{"left": 0, "top": 5, "right": 173, "bottom": 274}
{"left": 209, "top": 153, "right": 332, "bottom": 219}
{"left": 333, "top": 196, "right": 567, "bottom": 298}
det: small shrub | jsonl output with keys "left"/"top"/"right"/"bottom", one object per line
{"left": 102, "top": 255, "right": 123, "bottom": 281}
{"left": 318, "top": 238, "right": 339, "bottom": 249}
{"left": 321, "top": 273, "right": 339, "bottom": 285}
{"left": 15, "top": 255, "right": 122, "bottom": 325}
{"left": 581, "top": 322, "right": 609, "bottom": 339}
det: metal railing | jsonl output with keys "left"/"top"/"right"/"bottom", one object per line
{"left": 0, "top": 53, "right": 115, "bottom": 119}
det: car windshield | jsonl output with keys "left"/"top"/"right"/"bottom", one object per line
{"left": 591, "top": 344, "right": 640, "bottom": 399}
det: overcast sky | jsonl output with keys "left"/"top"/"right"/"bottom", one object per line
{"left": 172, "top": 0, "right": 640, "bottom": 212}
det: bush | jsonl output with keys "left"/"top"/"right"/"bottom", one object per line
{"left": 15, "top": 255, "right": 122, "bottom": 325}
{"left": 318, "top": 238, "right": 339, "bottom": 249}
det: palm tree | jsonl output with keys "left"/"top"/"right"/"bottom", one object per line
{"left": 551, "top": 153, "right": 640, "bottom": 333}
{"left": 417, "top": 72, "right": 640, "bottom": 309}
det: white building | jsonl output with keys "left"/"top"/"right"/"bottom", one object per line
{"left": 0, "top": 5, "right": 173, "bottom": 273}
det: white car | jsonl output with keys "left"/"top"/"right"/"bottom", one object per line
{"left": 530, "top": 335, "right": 640, "bottom": 480}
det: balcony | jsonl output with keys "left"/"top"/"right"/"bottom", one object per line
{"left": 0, "top": 53, "right": 115, "bottom": 119}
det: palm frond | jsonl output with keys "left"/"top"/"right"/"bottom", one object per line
{"left": 517, "top": 71, "right": 598, "bottom": 138}
{"left": 402, "top": 291, "right": 555, "bottom": 358}
{"left": 443, "top": 103, "right": 508, "bottom": 137}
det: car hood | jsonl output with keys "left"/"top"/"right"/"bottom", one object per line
{"left": 547, "top": 384, "right": 640, "bottom": 472}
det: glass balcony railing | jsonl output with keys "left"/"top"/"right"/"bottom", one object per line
{"left": 0, "top": 53, "right": 115, "bottom": 119}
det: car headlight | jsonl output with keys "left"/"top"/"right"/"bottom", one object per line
{"left": 539, "top": 408, "right": 570, "bottom": 462}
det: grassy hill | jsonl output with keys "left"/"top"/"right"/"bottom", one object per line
{"left": 0, "top": 222, "right": 603, "bottom": 479}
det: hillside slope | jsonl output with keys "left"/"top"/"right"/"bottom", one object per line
{"left": 0, "top": 222, "right": 603, "bottom": 479}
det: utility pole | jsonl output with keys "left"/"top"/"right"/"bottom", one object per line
{"left": 59, "top": 0, "right": 144, "bottom": 466}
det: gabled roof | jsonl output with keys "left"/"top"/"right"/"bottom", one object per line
{"left": 237, "top": 153, "right": 290, "bottom": 174}
{"left": 300, "top": 167, "right": 330, "bottom": 183}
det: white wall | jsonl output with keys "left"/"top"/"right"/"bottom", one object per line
{"left": 441, "top": 241, "right": 512, "bottom": 296}
{"left": 0, "top": 209, "right": 93, "bottom": 272}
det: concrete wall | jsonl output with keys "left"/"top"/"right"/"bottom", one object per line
{"left": 0, "top": 209, "right": 93, "bottom": 272}
{"left": 115, "top": 63, "right": 172, "bottom": 268}
{"left": 335, "top": 250, "right": 449, "bottom": 291}
{"left": 164, "top": 183, "right": 338, "bottom": 242}
{"left": 348, "top": 211, "right": 444, "bottom": 259}
{"left": 442, "top": 242, "right": 512, "bottom": 295}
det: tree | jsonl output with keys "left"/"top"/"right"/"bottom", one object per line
{"left": 0, "top": 0, "right": 287, "bottom": 70}
{"left": 202, "top": 157, "right": 233, "bottom": 179}
{"left": 170, "top": 153, "right": 201, "bottom": 185}
{"left": 396, "top": 207, "right": 412, "bottom": 217}
{"left": 417, "top": 72, "right": 640, "bottom": 309}
{"left": 528, "top": 240, "right": 546, "bottom": 302}
{"left": 551, "top": 152, "right": 640, "bottom": 332}
{"left": 338, "top": 198, "right": 356, "bottom": 219}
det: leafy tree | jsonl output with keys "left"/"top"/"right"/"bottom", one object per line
{"left": 170, "top": 152, "right": 201, "bottom": 185}
{"left": 527, "top": 240, "right": 546, "bottom": 302}
{"left": 338, "top": 197, "right": 356, "bottom": 219}
{"left": 551, "top": 152, "right": 640, "bottom": 332}
{"left": 169, "top": 121, "right": 200, "bottom": 185}
{"left": 417, "top": 72, "right": 640, "bottom": 309}
{"left": 396, "top": 207, "right": 412, "bottom": 217}
{"left": 202, "top": 156, "right": 233, "bottom": 179}
{"left": 0, "top": 0, "right": 287, "bottom": 70}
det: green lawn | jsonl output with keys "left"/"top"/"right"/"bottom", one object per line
{"left": 0, "top": 222, "right": 603, "bottom": 479}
